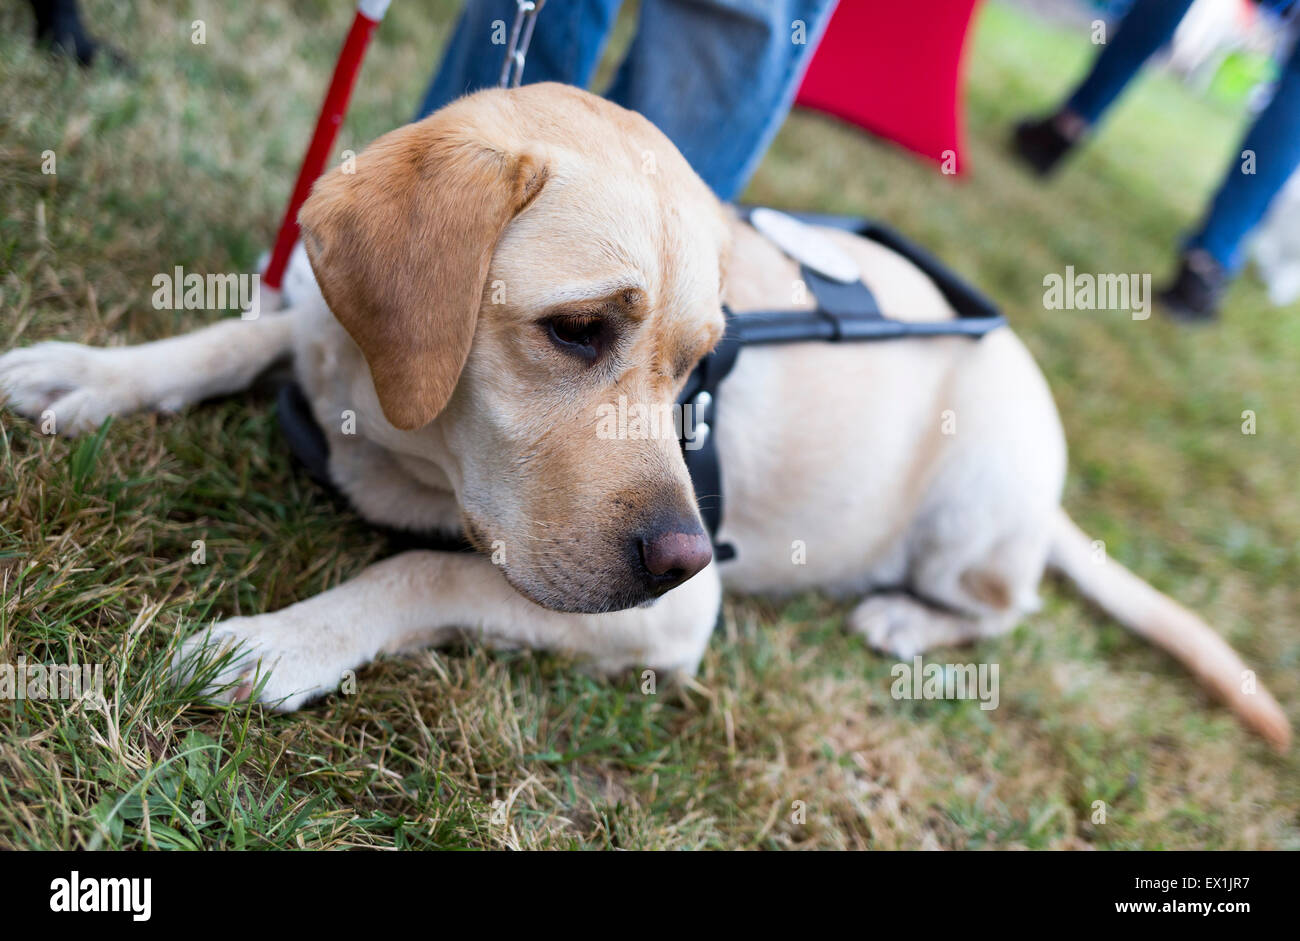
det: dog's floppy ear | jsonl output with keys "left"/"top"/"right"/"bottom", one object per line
{"left": 299, "top": 114, "right": 549, "bottom": 430}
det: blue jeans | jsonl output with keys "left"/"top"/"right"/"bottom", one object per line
{"left": 1065, "top": 0, "right": 1300, "bottom": 272}
{"left": 417, "top": 0, "right": 839, "bottom": 200}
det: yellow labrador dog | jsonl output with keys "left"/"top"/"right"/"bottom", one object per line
{"left": 0, "top": 84, "right": 1288, "bottom": 749}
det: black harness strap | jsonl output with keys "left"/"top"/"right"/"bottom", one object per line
{"left": 677, "top": 210, "right": 1006, "bottom": 559}
{"left": 804, "top": 263, "right": 882, "bottom": 333}
{"left": 675, "top": 307, "right": 743, "bottom": 562}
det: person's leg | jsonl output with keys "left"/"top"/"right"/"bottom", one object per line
{"left": 417, "top": 0, "right": 836, "bottom": 198}
{"left": 1186, "top": 45, "right": 1300, "bottom": 271}
{"left": 1064, "top": 0, "right": 1197, "bottom": 123}
{"left": 1014, "top": 0, "right": 1195, "bottom": 174}
{"left": 602, "top": 0, "right": 840, "bottom": 200}
{"left": 1161, "top": 38, "right": 1300, "bottom": 320}
{"left": 415, "top": 0, "right": 622, "bottom": 120}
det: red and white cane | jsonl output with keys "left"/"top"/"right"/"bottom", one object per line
{"left": 260, "top": 0, "right": 391, "bottom": 307}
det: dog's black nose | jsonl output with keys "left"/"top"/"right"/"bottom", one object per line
{"left": 636, "top": 526, "right": 713, "bottom": 592}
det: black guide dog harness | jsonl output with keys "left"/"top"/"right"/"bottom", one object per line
{"left": 676, "top": 209, "right": 1005, "bottom": 562}
{"left": 276, "top": 209, "right": 1004, "bottom": 558}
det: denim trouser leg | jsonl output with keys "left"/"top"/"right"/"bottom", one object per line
{"left": 415, "top": 0, "right": 622, "bottom": 120}
{"left": 605, "top": 0, "right": 839, "bottom": 200}
{"left": 1185, "top": 39, "right": 1300, "bottom": 271}
{"left": 1064, "top": 0, "right": 1195, "bottom": 124}
{"left": 417, "top": 0, "right": 839, "bottom": 201}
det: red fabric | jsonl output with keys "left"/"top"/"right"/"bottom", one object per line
{"left": 795, "top": 0, "right": 983, "bottom": 174}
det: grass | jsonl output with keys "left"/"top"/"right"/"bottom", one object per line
{"left": 1, "top": 0, "right": 1297, "bottom": 850}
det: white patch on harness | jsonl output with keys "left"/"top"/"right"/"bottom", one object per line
{"left": 749, "top": 207, "right": 861, "bottom": 284}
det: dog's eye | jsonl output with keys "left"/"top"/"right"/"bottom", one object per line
{"left": 544, "top": 316, "right": 605, "bottom": 361}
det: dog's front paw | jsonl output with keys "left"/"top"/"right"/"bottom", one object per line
{"left": 173, "top": 614, "right": 350, "bottom": 713}
{"left": 849, "top": 595, "right": 930, "bottom": 660}
{"left": 0, "top": 342, "right": 145, "bottom": 436}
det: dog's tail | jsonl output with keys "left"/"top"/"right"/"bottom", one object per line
{"left": 1047, "top": 508, "right": 1290, "bottom": 751}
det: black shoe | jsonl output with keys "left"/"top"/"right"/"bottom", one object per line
{"left": 1158, "top": 250, "right": 1227, "bottom": 323}
{"left": 29, "top": 0, "right": 128, "bottom": 70}
{"left": 1011, "top": 111, "right": 1086, "bottom": 176}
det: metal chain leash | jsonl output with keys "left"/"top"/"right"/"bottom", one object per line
{"left": 499, "top": 0, "right": 547, "bottom": 88}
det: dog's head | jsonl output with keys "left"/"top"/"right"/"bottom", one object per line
{"left": 299, "top": 83, "right": 730, "bottom": 613}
